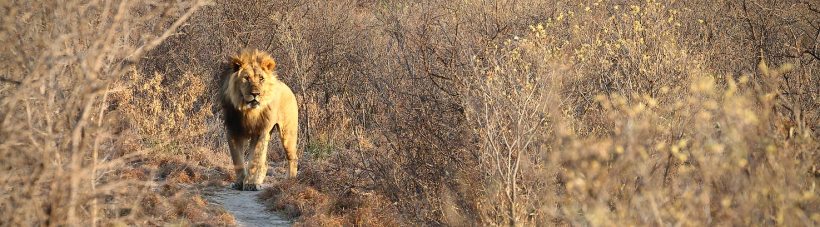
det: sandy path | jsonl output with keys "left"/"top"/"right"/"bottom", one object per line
{"left": 205, "top": 186, "right": 290, "bottom": 227}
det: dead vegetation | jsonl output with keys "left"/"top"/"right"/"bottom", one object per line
{"left": 0, "top": 0, "right": 232, "bottom": 225}
{"left": 1, "top": 0, "right": 818, "bottom": 226}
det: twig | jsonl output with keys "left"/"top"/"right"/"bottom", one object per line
{"left": 127, "top": 0, "right": 206, "bottom": 63}
{"left": 0, "top": 77, "right": 21, "bottom": 85}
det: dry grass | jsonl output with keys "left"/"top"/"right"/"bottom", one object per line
{"left": 0, "top": 0, "right": 232, "bottom": 225}
{"left": 2, "top": 0, "right": 818, "bottom": 226}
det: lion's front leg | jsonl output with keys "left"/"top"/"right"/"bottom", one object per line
{"left": 243, "top": 133, "right": 270, "bottom": 191}
{"left": 228, "top": 135, "right": 248, "bottom": 190}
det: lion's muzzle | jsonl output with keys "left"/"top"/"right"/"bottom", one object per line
{"left": 247, "top": 100, "right": 260, "bottom": 108}
{"left": 245, "top": 90, "right": 262, "bottom": 108}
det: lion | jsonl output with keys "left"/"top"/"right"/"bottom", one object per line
{"left": 220, "top": 49, "right": 299, "bottom": 191}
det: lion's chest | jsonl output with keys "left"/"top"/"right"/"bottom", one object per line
{"left": 223, "top": 105, "right": 277, "bottom": 138}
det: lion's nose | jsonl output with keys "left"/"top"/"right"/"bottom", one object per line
{"left": 251, "top": 90, "right": 261, "bottom": 97}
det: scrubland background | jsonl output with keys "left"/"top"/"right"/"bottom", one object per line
{"left": 1, "top": 0, "right": 818, "bottom": 226}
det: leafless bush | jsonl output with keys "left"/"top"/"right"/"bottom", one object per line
{"left": 463, "top": 34, "right": 560, "bottom": 225}
{"left": 459, "top": 1, "right": 819, "bottom": 225}
{"left": 0, "top": 0, "right": 207, "bottom": 225}
{"left": 3, "top": 0, "right": 818, "bottom": 226}
{"left": 245, "top": 0, "right": 817, "bottom": 225}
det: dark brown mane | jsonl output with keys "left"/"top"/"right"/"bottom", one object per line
{"left": 221, "top": 99, "right": 274, "bottom": 138}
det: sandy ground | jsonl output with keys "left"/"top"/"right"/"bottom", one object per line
{"left": 205, "top": 186, "right": 290, "bottom": 227}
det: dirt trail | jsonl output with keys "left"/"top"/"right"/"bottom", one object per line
{"left": 205, "top": 186, "right": 290, "bottom": 227}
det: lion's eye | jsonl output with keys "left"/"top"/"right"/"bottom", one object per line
{"left": 242, "top": 76, "right": 249, "bottom": 82}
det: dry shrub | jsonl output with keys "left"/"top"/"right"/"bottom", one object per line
{"left": 260, "top": 176, "right": 402, "bottom": 227}
{"left": 260, "top": 147, "right": 404, "bottom": 225}
{"left": 3, "top": 0, "right": 818, "bottom": 226}
{"left": 294, "top": 213, "right": 345, "bottom": 227}
{"left": 461, "top": 1, "right": 819, "bottom": 225}
{"left": 151, "top": 190, "right": 235, "bottom": 226}
{"left": 108, "top": 67, "right": 234, "bottom": 224}
{"left": 260, "top": 179, "right": 331, "bottom": 219}
{"left": 335, "top": 191, "right": 402, "bottom": 227}
{"left": 169, "top": 0, "right": 815, "bottom": 225}
{"left": 0, "top": 0, "right": 237, "bottom": 225}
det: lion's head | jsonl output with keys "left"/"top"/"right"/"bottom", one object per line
{"left": 224, "top": 50, "right": 278, "bottom": 112}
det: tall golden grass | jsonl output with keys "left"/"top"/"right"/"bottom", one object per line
{"left": 2, "top": 0, "right": 818, "bottom": 226}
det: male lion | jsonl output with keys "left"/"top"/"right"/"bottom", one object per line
{"left": 220, "top": 49, "right": 298, "bottom": 191}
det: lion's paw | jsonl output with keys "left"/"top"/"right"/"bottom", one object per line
{"left": 242, "top": 183, "right": 261, "bottom": 191}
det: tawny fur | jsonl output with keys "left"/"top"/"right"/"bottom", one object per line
{"left": 220, "top": 49, "right": 299, "bottom": 191}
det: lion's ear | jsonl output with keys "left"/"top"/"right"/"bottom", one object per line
{"left": 231, "top": 56, "right": 243, "bottom": 72}
{"left": 260, "top": 58, "right": 276, "bottom": 72}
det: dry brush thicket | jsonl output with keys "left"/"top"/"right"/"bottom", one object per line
{"left": 2, "top": 0, "right": 819, "bottom": 226}
{"left": 0, "top": 0, "right": 235, "bottom": 226}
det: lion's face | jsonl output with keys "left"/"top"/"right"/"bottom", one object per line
{"left": 234, "top": 65, "right": 274, "bottom": 109}
{"left": 226, "top": 50, "right": 278, "bottom": 111}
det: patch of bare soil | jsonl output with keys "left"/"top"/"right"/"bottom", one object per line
{"left": 205, "top": 185, "right": 291, "bottom": 227}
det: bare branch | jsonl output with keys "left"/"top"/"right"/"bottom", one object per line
{"left": 0, "top": 77, "right": 21, "bottom": 85}
{"left": 127, "top": 1, "right": 207, "bottom": 63}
